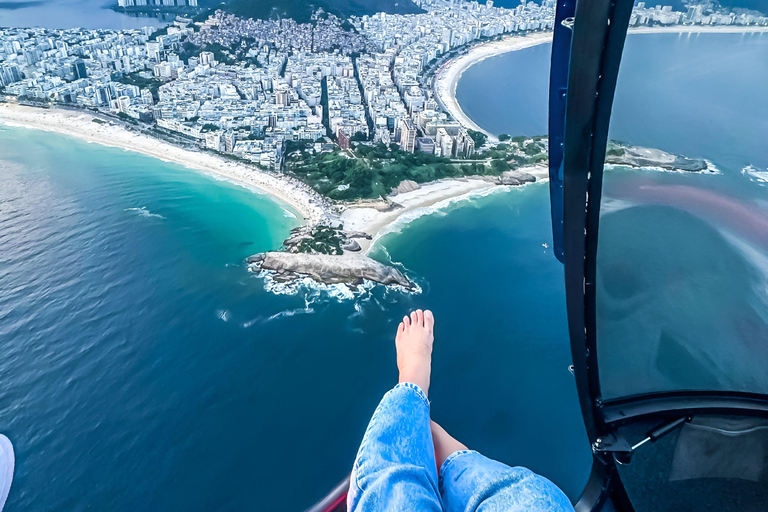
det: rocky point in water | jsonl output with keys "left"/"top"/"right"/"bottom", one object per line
{"left": 247, "top": 252, "right": 414, "bottom": 289}
{"left": 606, "top": 144, "right": 709, "bottom": 172}
{"left": 247, "top": 225, "right": 415, "bottom": 289}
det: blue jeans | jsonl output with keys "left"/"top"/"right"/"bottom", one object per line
{"left": 348, "top": 383, "right": 574, "bottom": 512}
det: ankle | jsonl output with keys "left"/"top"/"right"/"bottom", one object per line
{"left": 398, "top": 364, "right": 430, "bottom": 396}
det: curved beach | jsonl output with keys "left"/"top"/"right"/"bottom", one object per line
{"left": 0, "top": 103, "right": 520, "bottom": 245}
{"left": 0, "top": 103, "right": 329, "bottom": 224}
{"left": 436, "top": 25, "right": 768, "bottom": 139}
{"left": 434, "top": 32, "right": 553, "bottom": 141}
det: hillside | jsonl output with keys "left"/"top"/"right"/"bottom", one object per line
{"left": 224, "top": 0, "right": 424, "bottom": 23}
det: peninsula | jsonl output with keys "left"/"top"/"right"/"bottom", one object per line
{"left": 1, "top": 0, "right": 764, "bottom": 290}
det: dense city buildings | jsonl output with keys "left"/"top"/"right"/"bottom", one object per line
{"left": 1, "top": 0, "right": 764, "bottom": 171}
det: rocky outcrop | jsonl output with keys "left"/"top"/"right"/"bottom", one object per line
{"left": 282, "top": 225, "right": 371, "bottom": 255}
{"left": 606, "top": 145, "right": 709, "bottom": 172}
{"left": 496, "top": 170, "right": 537, "bottom": 186}
{"left": 247, "top": 252, "right": 415, "bottom": 289}
{"left": 341, "top": 239, "right": 361, "bottom": 252}
{"left": 391, "top": 180, "right": 420, "bottom": 195}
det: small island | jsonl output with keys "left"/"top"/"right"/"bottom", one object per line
{"left": 246, "top": 225, "right": 414, "bottom": 289}
{"left": 0, "top": 0, "right": 747, "bottom": 292}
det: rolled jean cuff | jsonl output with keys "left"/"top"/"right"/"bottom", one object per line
{"left": 439, "top": 449, "right": 476, "bottom": 479}
{"left": 392, "top": 382, "right": 430, "bottom": 409}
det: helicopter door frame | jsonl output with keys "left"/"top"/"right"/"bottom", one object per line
{"left": 555, "top": 0, "right": 768, "bottom": 510}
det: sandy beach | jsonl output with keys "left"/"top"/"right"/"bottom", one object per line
{"left": 0, "top": 103, "right": 330, "bottom": 224}
{"left": 434, "top": 32, "right": 553, "bottom": 141}
{"left": 341, "top": 165, "right": 550, "bottom": 253}
{"left": 1, "top": 102, "right": 536, "bottom": 247}
{"left": 435, "top": 25, "right": 768, "bottom": 139}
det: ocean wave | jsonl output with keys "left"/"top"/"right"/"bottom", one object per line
{"left": 369, "top": 183, "right": 541, "bottom": 250}
{"left": 125, "top": 207, "right": 165, "bottom": 219}
{"left": 604, "top": 163, "right": 719, "bottom": 175}
{"left": 742, "top": 165, "right": 768, "bottom": 184}
{"left": 250, "top": 267, "right": 421, "bottom": 301}
{"left": 241, "top": 306, "right": 315, "bottom": 328}
{"left": 283, "top": 209, "right": 298, "bottom": 219}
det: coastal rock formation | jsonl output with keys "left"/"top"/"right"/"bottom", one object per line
{"left": 282, "top": 225, "right": 371, "bottom": 255}
{"left": 606, "top": 145, "right": 709, "bottom": 172}
{"left": 497, "top": 170, "right": 537, "bottom": 186}
{"left": 247, "top": 252, "right": 415, "bottom": 289}
{"left": 341, "top": 239, "right": 361, "bottom": 252}
{"left": 391, "top": 180, "right": 420, "bottom": 195}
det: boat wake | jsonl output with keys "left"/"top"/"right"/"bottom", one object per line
{"left": 125, "top": 207, "right": 165, "bottom": 219}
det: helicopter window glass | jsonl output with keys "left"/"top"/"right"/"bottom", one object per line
{"left": 595, "top": 31, "right": 768, "bottom": 399}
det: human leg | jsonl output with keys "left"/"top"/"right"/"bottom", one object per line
{"left": 433, "top": 421, "right": 574, "bottom": 512}
{"left": 347, "top": 310, "right": 443, "bottom": 512}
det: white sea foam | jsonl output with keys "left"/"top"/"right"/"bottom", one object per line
{"left": 742, "top": 165, "right": 768, "bottom": 184}
{"left": 283, "top": 209, "right": 298, "bottom": 219}
{"left": 125, "top": 207, "right": 165, "bottom": 219}
{"left": 248, "top": 265, "right": 420, "bottom": 301}
{"left": 241, "top": 305, "right": 315, "bottom": 328}
{"left": 604, "top": 163, "right": 719, "bottom": 175}
{"left": 217, "top": 309, "right": 230, "bottom": 322}
{"left": 369, "top": 183, "right": 542, "bottom": 249}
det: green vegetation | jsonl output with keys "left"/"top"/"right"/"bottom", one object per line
{"left": 285, "top": 141, "right": 523, "bottom": 201}
{"left": 467, "top": 129, "right": 487, "bottom": 148}
{"left": 605, "top": 143, "right": 626, "bottom": 157}
{"left": 116, "top": 112, "right": 139, "bottom": 125}
{"left": 117, "top": 71, "right": 162, "bottom": 101}
{"left": 498, "top": 133, "right": 510, "bottom": 141}
{"left": 291, "top": 225, "right": 345, "bottom": 255}
{"left": 148, "top": 26, "right": 168, "bottom": 41}
{"left": 92, "top": 118, "right": 106, "bottom": 125}
{"left": 224, "top": 0, "right": 423, "bottom": 23}
{"left": 283, "top": 133, "right": 558, "bottom": 201}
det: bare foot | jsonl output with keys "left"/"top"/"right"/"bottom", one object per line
{"left": 431, "top": 420, "right": 468, "bottom": 470}
{"left": 396, "top": 309, "right": 435, "bottom": 396}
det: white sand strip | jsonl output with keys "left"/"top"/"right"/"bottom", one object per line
{"left": 0, "top": 103, "right": 330, "bottom": 225}
{"left": 435, "top": 25, "right": 768, "bottom": 139}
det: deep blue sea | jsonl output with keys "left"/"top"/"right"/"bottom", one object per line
{"left": 1, "top": 30, "right": 766, "bottom": 511}
{"left": 458, "top": 32, "right": 768, "bottom": 397}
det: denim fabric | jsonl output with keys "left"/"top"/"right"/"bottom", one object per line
{"left": 348, "top": 383, "right": 442, "bottom": 512}
{"left": 439, "top": 450, "right": 574, "bottom": 512}
{"left": 348, "top": 383, "right": 574, "bottom": 512}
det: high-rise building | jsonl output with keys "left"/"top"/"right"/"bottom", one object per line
{"left": 0, "top": 64, "right": 23, "bottom": 87}
{"left": 398, "top": 119, "right": 417, "bottom": 153}
{"left": 415, "top": 137, "right": 435, "bottom": 155}
{"left": 205, "top": 131, "right": 223, "bottom": 151}
{"left": 74, "top": 60, "right": 88, "bottom": 80}
{"left": 146, "top": 42, "right": 161, "bottom": 63}
{"left": 117, "top": 95, "right": 131, "bottom": 113}
{"left": 199, "top": 51, "right": 214, "bottom": 66}
{"left": 337, "top": 128, "right": 350, "bottom": 150}
{"left": 141, "top": 88, "right": 154, "bottom": 105}
{"left": 224, "top": 131, "right": 236, "bottom": 153}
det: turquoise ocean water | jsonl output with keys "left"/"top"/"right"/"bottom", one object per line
{"left": 1, "top": 31, "right": 766, "bottom": 510}
{"left": 0, "top": 128, "right": 588, "bottom": 509}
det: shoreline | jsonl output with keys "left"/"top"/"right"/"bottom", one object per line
{"left": 434, "top": 31, "right": 553, "bottom": 141}
{"left": 435, "top": 24, "right": 768, "bottom": 139}
{"left": 0, "top": 103, "right": 535, "bottom": 250}
{"left": 341, "top": 165, "right": 550, "bottom": 253}
{"left": 0, "top": 103, "right": 330, "bottom": 225}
